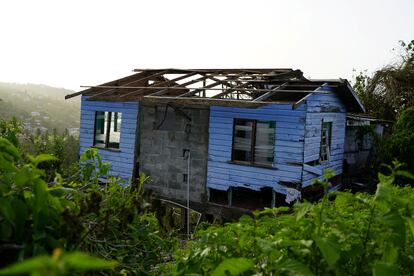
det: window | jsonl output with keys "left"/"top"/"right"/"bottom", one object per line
{"left": 319, "top": 121, "right": 332, "bottom": 162}
{"left": 93, "top": 111, "right": 122, "bottom": 149}
{"left": 232, "top": 119, "right": 275, "bottom": 166}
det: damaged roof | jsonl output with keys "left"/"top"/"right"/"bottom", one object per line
{"left": 65, "top": 68, "right": 365, "bottom": 112}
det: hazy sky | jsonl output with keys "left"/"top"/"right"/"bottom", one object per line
{"left": 0, "top": 0, "right": 413, "bottom": 91}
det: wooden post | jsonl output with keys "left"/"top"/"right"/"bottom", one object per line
{"left": 271, "top": 189, "right": 276, "bottom": 208}
{"left": 227, "top": 187, "right": 233, "bottom": 207}
{"left": 181, "top": 207, "right": 188, "bottom": 232}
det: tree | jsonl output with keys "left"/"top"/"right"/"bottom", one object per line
{"left": 383, "top": 107, "right": 414, "bottom": 172}
{"left": 354, "top": 40, "right": 414, "bottom": 121}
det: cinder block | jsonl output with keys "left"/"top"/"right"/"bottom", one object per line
{"left": 138, "top": 104, "right": 209, "bottom": 204}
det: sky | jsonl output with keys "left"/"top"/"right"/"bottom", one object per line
{"left": 0, "top": 0, "right": 413, "bottom": 91}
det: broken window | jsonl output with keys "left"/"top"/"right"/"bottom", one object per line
{"left": 232, "top": 119, "right": 275, "bottom": 166}
{"left": 319, "top": 121, "right": 332, "bottom": 162}
{"left": 94, "top": 111, "right": 122, "bottom": 149}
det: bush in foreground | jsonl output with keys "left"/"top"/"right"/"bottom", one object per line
{"left": 172, "top": 166, "right": 414, "bottom": 275}
{"left": 0, "top": 138, "right": 174, "bottom": 275}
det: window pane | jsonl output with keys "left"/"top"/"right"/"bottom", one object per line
{"left": 233, "top": 119, "right": 253, "bottom": 163}
{"left": 94, "top": 111, "right": 106, "bottom": 147}
{"left": 113, "top": 112, "right": 119, "bottom": 132}
{"left": 109, "top": 112, "right": 122, "bottom": 148}
{"left": 254, "top": 121, "right": 275, "bottom": 165}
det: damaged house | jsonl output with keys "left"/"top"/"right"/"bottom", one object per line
{"left": 66, "top": 68, "right": 365, "bottom": 213}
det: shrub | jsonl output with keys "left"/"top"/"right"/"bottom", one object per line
{"left": 172, "top": 167, "right": 414, "bottom": 275}
{"left": 0, "top": 139, "right": 175, "bottom": 274}
{"left": 0, "top": 137, "right": 72, "bottom": 266}
{"left": 0, "top": 117, "right": 22, "bottom": 147}
{"left": 0, "top": 249, "right": 117, "bottom": 276}
{"left": 384, "top": 107, "right": 414, "bottom": 172}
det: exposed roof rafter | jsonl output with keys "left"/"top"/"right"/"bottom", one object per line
{"left": 65, "top": 68, "right": 365, "bottom": 112}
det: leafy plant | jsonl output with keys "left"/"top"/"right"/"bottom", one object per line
{"left": 78, "top": 147, "right": 110, "bottom": 185}
{"left": 0, "top": 137, "right": 73, "bottom": 266}
{"left": 0, "top": 137, "right": 175, "bottom": 274}
{"left": 383, "top": 107, "right": 414, "bottom": 172}
{"left": 20, "top": 128, "right": 80, "bottom": 182}
{"left": 0, "top": 248, "right": 117, "bottom": 276}
{"left": 0, "top": 117, "right": 22, "bottom": 147}
{"left": 354, "top": 39, "right": 414, "bottom": 121}
{"left": 171, "top": 166, "right": 414, "bottom": 275}
{"left": 65, "top": 174, "right": 176, "bottom": 274}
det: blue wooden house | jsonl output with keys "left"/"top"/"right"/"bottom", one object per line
{"left": 66, "top": 68, "right": 365, "bottom": 211}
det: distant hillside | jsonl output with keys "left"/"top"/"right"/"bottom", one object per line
{"left": 0, "top": 82, "right": 80, "bottom": 134}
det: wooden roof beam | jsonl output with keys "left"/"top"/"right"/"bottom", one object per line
{"left": 211, "top": 82, "right": 253, "bottom": 99}
{"left": 177, "top": 77, "right": 230, "bottom": 97}
{"left": 252, "top": 82, "right": 289, "bottom": 102}
{"left": 86, "top": 70, "right": 169, "bottom": 100}
{"left": 142, "top": 94, "right": 295, "bottom": 107}
{"left": 118, "top": 72, "right": 198, "bottom": 98}
{"left": 292, "top": 93, "right": 313, "bottom": 109}
{"left": 146, "top": 74, "right": 209, "bottom": 97}
{"left": 80, "top": 85, "right": 325, "bottom": 94}
{"left": 65, "top": 71, "right": 149, "bottom": 99}
{"left": 133, "top": 68, "right": 293, "bottom": 74}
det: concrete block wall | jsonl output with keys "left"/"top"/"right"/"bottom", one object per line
{"left": 138, "top": 104, "right": 210, "bottom": 203}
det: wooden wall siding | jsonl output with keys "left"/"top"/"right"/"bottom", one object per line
{"left": 79, "top": 96, "right": 139, "bottom": 180}
{"left": 302, "top": 91, "right": 347, "bottom": 187}
{"left": 206, "top": 104, "right": 307, "bottom": 195}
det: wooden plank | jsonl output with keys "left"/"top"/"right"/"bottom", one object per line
{"left": 208, "top": 126, "right": 305, "bottom": 138}
{"left": 210, "top": 109, "right": 305, "bottom": 119}
{"left": 143, "top": 75, "right": 209, "bottom": 97}
{"left": 274, "top": 146, "right": 303, "bottom": 154}
{"left": 207, "top": 183, "right": 228, "bottom": 191}
{"left": 120, "top": 72, "right": 199, "bottom": 98}
{"left": 133, "top": 68, "right": 292, "bottom": 74}
{"left": 79, "top": 85, "right": 330, "bottom": 95}
{"left": 177, "top": 77, "right": 230, "bottom": 97}
{"left": 211, "top": 82, "right": 253, "bottom": 99}
{"left": 65, "top": 71, "right": 149, "bottom": 99}
{"left": 253, "top": 82, "right": 289, "bottom": 102}
{"left": 87, "top": 70, "right": 169, "bottom": 100}
{"left": 293, "top": 93, "right": 313, "bottom": 109}
{"left": 212, "top": 112, "right": 306, "bottom": 121}
{"left": 215, "top": 113, "right": 304, "bottom": 124}
{"left": 82, "top": 105, "right": 139, "bottom": 113}
{"left": 142, "top": 96, "right": 293, "bottom": 108}
{"left": 276, "top": 140, "right": 304, "bottom": 148}
{"left": 208, "top": 151, "right": 302, "bottom": 164}
{"left": 211, "top": 103, "right": 300, "bottom": 112}
{"left": 82, "top": 98, "right": 139, "bottom": 107}
{"left": 209, "top": 161, "right": 302, "bottom": 176}
{"left": 303, "top": 164, "right": 323, "bottom": 176}
{"left": 207, "top": 174, "right": 300, "bottom": 191}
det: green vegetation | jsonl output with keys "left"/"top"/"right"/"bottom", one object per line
{"left": 0, "top": 117, "right": 22, "bottom": 147}
{"left": 354, "top": 40, "right": 414, "bottom": 121}
{"left": 2, "top": 125, "right": 414, "bottom": 275}
{"left": 1, "top": 39, "right": 414, "bottom": 275}
{"left": 0, "top": 82, "right": 79, "bottom": 133}
{"left": 0, "top": 117, "right": 80, "bottom": 182}
{"left": 0, "top": 128, "right": 175, "bottom": 274}
{"left": 352, "top": 39, "right": 414, "bottom": 182}
{"left": 21, "top": 129, "right": 80, "bottom": 182}
{"left": 0, "top": 249, "right": 117, "bottom": 276}
{"left": 171, "top": 168, "right": 414, "bottom": 275}
{"left": 383, "top": 107, "right": 414, "bottom": 172}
